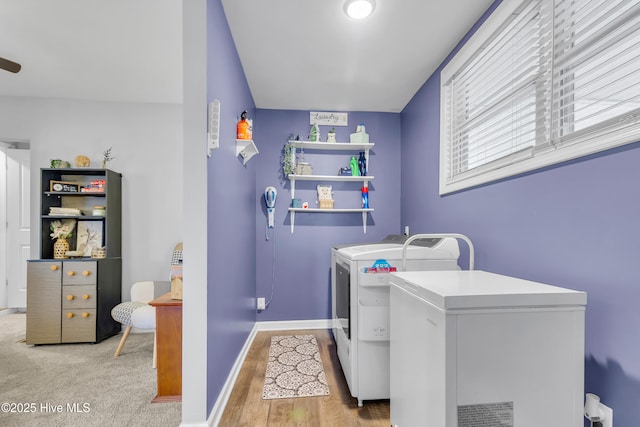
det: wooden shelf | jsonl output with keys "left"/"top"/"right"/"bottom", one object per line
{"left": 43, "top": 215, "right": 106, "bottom": 220}
{"left": 286, "top": 140, "right": 374, "bottom": 234}
{"left": 39, "top": 168, "right": 122, "bottom": 259}
{"left": 289, "top": 140, "right": 375, "bottom": 151}
{"left": 288, "top": 208, "right": 373, "bottom": 234}
{"left": 288, "top": 174, "right": 374, "bottom": 182}
{"left": 289, "top": 208, "right": 374, "bottom": 213}
{"left": 45, "top": 191, "right": 106, "bottom": 197}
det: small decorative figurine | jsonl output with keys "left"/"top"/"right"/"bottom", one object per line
{"left": 74, "top": 155, "right": 91, "bottom": 167}
{"left": 327, "top": 128, "right": 336, "bottom": 143}
{"left": 309, "top": 123, "right": 320, "bottom": 142}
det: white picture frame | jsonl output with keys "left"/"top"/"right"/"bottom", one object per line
{"left": 310, "top": 111, "right": 348, "bottom": 126}
{"left": 76, "top": 221, "right": 103, "bottom": 256}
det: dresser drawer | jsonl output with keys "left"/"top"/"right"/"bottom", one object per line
{"left": 62, "top": 261, "right": 97, "bottom": 285}
{"left": 62, "top": 285, "right": 97, "bottom": 309}
{"left": 61, "top": 309, "right": 97, "bottom": 343}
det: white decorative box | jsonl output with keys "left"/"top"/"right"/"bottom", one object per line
{"left": 295, "top": 162, "right": 313, "bottom": 175}
{"left": 319, "top": 199, "right": 334, "bottom": 209}
{"left": 350, "top": 132, "right": 369, "bottom": 143}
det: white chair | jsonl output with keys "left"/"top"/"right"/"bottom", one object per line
{"left": 111, "top": 281, "right": 171, "bottom": 366}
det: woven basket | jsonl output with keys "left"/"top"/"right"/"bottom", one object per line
{"left": 91, "top": 248, "right": 106, "bottom": 259}
{"left": 53, "top": 238, "right": 69, "bottom": 259}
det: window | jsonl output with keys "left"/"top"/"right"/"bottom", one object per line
{"left": 552, "top": 0, "right": 640, "bottom": 144}
{"left": 440, "top": 0, "right": 640, "bottom": 194}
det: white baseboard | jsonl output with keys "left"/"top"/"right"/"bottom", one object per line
{"left": 205, "top": 318, "right": 331, "bottom": 426}
{"left": 180, "top": 421, "right": 208, "bottom": 427}
{"left": 207, "top": 324, "right": 258, "bottom": 427}
{"left": 0, "top": 308, "right": 17, "bottom": 317}
{"left": 255, "top": 318, "right": 332, "bottom": 331}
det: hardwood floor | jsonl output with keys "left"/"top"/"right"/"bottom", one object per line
{"left": 219, "top": 329, "right": 390, "bottom": 426}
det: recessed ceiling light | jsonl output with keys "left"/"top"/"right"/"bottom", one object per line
{"left": 344, "top": 0, "right": 376, "bottom": 20}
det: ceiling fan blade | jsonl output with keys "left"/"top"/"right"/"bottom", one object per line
{"left": 0, "top": 57, "right": 22, "bottom": 73}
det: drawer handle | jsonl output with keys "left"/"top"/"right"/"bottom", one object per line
{"left": 66, "top": 295, "right": 75, "bottom": 301}
{"left": 66, "top": 312, "right": 74, "bottom": 318}
{"left": 67, "top": 271, "right": 76, "bottom": 276}
{"left": 82, "top": 271, "right": 90, "bottom": 276}
{"left": 50, "top": 265, "right": 59, "bottom": 271}
{"left": 82, "top": 312, "right": 90, "bottom": 318}
{"left": 82, "top": 294, "right": 90, "bottom": 300}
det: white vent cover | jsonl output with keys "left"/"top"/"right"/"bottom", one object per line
{"left": 208, "top": 99, "right": 221, "bottom": 156}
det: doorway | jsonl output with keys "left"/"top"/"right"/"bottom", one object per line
{"left": 0, "top": 140, "right": 30, "bottom": 310}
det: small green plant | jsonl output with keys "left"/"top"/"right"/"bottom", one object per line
{"left": 50, "top": 159, "right": 70, "bottom": 168}
{"left": 281, "top": 135, "right": 297, "bottom": 182}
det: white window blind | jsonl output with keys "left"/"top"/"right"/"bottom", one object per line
{"left": 439, "top": 0, "right": 640, "bottom": 195}
{"left": 552, "top": 0, "right": 640, "bottom": 146}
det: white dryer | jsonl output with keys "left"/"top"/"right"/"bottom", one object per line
{"left": 331, "top": 235, "right": 461, "bottom": 406}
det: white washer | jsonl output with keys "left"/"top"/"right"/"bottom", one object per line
{"left": 389, "top": 270, "right": 587, "bottom": 427}
{"left": 331, "top": 235, "right": 461, "bottom": 406}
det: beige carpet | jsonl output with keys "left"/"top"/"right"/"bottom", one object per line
{"left": 0, "top": 313, "right": 180, "bottom": 427}
{"left": 262, "top": 334, "right": 329, "bottom": 400}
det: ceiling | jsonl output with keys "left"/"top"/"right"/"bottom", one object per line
{"left": 222, "top": 0, "right": 494, "bottom": 112}
{"left": 0, "top": 0, "right": 183, "bottom": 104}
{"left": 0, "top": 0, "right": 494, "bottom": 112}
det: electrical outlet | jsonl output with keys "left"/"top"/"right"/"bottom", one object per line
{"left": 257, "top": 297, "right": 266, "bottom": 311}
{"left": 601, "top": 403, "right": 613, "bottom": 427}
{"left": 587, "top": 401, "right": 613, "bottom": 427}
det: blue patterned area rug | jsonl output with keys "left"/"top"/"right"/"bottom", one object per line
{"left": 262, "top": 335, "right": 330, "bottom": 399}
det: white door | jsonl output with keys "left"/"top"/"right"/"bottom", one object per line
{"left": 7, "top": 148, "right": 30, "bottom": 308}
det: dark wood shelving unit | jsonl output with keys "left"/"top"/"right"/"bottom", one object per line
{"left": 27, "top": 168, "right": 123, "bottom": 345}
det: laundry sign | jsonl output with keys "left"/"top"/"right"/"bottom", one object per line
{"left": 310, "top": 111, "right": 348, "bottom": 126}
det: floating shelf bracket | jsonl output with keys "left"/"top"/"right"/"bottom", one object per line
{"left": 235, "top": 139, "right": 259, "bottom": 165}
{"left": 288, "top": 208, "right": 373, "bottom": 234}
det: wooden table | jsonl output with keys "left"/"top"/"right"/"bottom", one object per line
{"left": 149, "top": 292, "right": 182, "bottom": 402}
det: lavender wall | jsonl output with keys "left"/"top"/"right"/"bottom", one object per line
{"left": 254, "top": 109, "right": 402, "bottom": 321}
{"left": 401, "top": 1, "right": 640, "bottom": 424}
{"left": 206, "top": 0, "right": 257, "bottom": 411}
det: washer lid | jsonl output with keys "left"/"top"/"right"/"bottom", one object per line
{"left": 338, "top": 243, "right": 402, "bottom": 257}
{"left": 332, "top": 234, "right": 407, "bottom": 251}
{"left": 389, "top": 270, "right": 587, "bottom": 310}
{"left": 336, "top": 238, "right": 460, "bottom": 261}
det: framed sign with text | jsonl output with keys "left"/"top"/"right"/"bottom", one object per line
{"left": 49, "top": 180, "right": 81, "bottom": 193}
{"left": 310, "top": 112, "right": 348, "bottom": 126}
